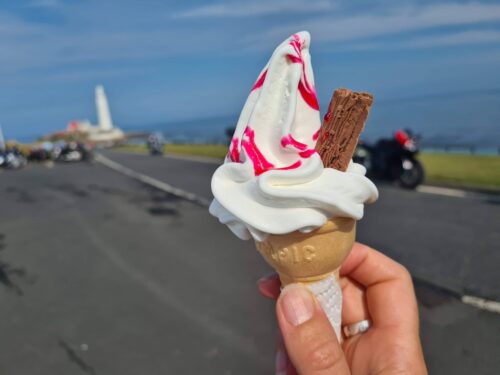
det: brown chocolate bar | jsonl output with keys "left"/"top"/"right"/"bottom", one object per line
{"left": 315, "top": 88, "right": 373, "bottom": 171}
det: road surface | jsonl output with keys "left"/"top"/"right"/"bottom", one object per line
{"left": 0, "top": 152, "right": 498, "bottom": 374}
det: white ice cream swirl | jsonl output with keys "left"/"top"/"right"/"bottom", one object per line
{"left": 209, "top": 31, "right": 378, "bottom": 241}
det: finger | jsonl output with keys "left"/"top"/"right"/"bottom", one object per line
{"left": 277, "top": 284, "right": 351, "bottom": 375}
{"left": 275, "top": 332, "right": 297, "bottom": 375}
{"left": 339, "top": 277, "right": 369, "bottom": 325}
{"left": 257, "top": 273, "right": 281, "bottom": 299}
{"left": 275, "top": 332, "right": 287, "bottom": 374}
{"left": 340, "top": 243, "right": 418, "bottom": 331}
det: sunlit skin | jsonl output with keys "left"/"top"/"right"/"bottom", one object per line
{"left": 258, "top": 242, "right": 428, "bottom": 375}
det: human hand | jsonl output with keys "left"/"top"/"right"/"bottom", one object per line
{"left": 258, "top": 242, "right": 427, "bottom": 375}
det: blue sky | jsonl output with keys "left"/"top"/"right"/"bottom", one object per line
{"left": 1, "top": 0, "right": 500, "bottom": 145}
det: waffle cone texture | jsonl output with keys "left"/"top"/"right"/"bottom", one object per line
{"left": 255, "top": 217, "right": 355, "bottom": 286}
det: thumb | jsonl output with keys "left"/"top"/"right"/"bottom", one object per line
{"left": 277, "top": 284, "right": 351, "bottom": 375}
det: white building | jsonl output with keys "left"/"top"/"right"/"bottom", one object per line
{"left": 68, "top": 85, "right": 124, "bottom": 144}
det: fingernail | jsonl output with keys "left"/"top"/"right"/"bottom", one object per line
{"left": 280, "top": 284, "right": 314, "bottom": 326}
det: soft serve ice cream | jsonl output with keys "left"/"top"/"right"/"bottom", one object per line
{"left": 209, "top": 31, "right": 378, "bottom": 241}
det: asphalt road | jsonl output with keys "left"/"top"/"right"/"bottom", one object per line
{"left": 0, "top": 152, "right": 498, "bottom": 374}
{"left": 104, "top": 151, "right": 500, "bottom": 301}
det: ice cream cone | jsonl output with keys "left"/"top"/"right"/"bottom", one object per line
{"left": 209, "top": 32, "right": 377, "bottom": 345}
{"left": 255, "top": 217, "right": 355, "bottom": 338}
{"left": 255, "top": 217, "right": 355, "bottom": 285}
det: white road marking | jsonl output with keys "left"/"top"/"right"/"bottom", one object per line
{"left": 98, "top": 152, "right": 500, "bottom": 313}
{"left": 417, "top": 185, "right": 500, "bottom": 203}
{"left": 461, "top": 295, "right": 500, "bottom": 314}
{"left": 95, "top": 153, "right": 211, "bottom": 207}
{"left": 417, "top": 185, "right": 468, "bottom": 198}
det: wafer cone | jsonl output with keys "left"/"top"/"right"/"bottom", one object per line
{"left": 255, "top": 217, "right": 355, "bottom": 338}
{"left": 255, "top": 217, "right": 355, "bottom": 285}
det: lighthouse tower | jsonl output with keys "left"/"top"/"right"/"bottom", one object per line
{"left": 66, "top": 85, "right": 124, "bottom": 143}
{"left": 95, "top": 85, "right": 113, "bottom": 131}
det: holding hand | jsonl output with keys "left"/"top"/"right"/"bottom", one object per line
{"left": 258, "top": 242, "right": 428, "bottom": 375}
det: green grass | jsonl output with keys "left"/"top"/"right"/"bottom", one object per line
{"left": 113, "top": 143, "right": 227, "bottom": 159}
{"left": 166, "top": 144, "right": 227, "bottom": 158}
{"left": 113, "top": 144, "right": 500, "bottom": 191}
{"left": 419, "top": 153, "right": 500, "bottom": 191}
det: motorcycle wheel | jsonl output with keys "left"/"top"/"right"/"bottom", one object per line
{"left": 353, "top": 146, "right": 373, "bottom": 171}
{"left": 398, "top": 159, "right": 424, "bottom": 189}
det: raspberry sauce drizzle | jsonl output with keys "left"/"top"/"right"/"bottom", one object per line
{"left": 281, "top": 134, "right": 308, "bottom": 150}
{"left": 241, "top": 127, "right": 274, "bottom": 176}
{"left": 229, "top": 137, "right": 241, "bottom": 162}
{"left": 251, "top": 69, "right": 267, "bottom": 92}
{"left": 240, "top": 127, "right": 310, "bottom": 176}
{"left": 230, "top": 34, "right": 322, "bottom": 177}
{"left": 312, "top": 129, "right": 320, "bottom": 141}
{"left": 288, "top": 34, "right": 319, "bottom": 111}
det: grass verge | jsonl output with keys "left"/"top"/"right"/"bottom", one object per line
{"left": 418, "top": 153, "right": 500, "bottom": 191}
{"left": 113, "top": 143, "right": 227, "bottom": 158}
{"left": 113, "top": 144, "right": 500, "bottom": 191}
{"left": 166, "top": 144, "right": 227, "bottom": 158}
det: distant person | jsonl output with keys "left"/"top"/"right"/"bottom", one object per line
{"left": 147, "top": 132, "right": 165, "bottom": 156}
{"left": 258, "top": 243, "right": 427, "bottom": 375}
{"left": 225, "top": 127, "right": 236, "bottom": 145}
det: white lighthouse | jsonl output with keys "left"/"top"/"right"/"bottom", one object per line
{"left": 96, "top": 85, "right": 113, "bottom": 131}
{"left": 67, "top": 85, "right": 124, "bottom": 144}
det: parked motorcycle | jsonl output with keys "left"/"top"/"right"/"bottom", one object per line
{"left": 353, "top": 129, "right": 425, "bottom": 189}
{"left": 147, "top": 132, "right": 165, "bottom": 156}
{"left": 0, "top": 148, "right": 28, "bottom": 170}
{"left": 28, "top": 142, "right": 54, "bottom": 162}
{"left": 57, "top": 142, "right": 93, "bottom": 162}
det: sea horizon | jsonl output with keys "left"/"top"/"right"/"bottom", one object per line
{"left": 5, "top": 86, "right": 499, "bottom": 153}
{"left": 7, "top": 120, "right": 500, "bottom": 156}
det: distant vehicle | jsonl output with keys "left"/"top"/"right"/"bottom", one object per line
{"left": 225, "top": 127, "right": 236, "bottom": 145}
{"left": 147, "top": 132, "right": 165, "bottom": 156}
{"left": 57, "top": 142, "right": 93, "bottom": 162}
{"left": 0, "top": 125, "right": 27, "bottom": 169}
{"left": 28, "top": 142, "right": 54, "bottom": 162}
{"left": 0, "top": 148, "right": 28, "bottom": 170}
{"left": 353, "top": 129, "right": 425, "bottom": 189}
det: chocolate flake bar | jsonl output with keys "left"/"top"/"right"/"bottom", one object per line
{"left": 315, "top": 88, "right": 373, "bottom": 171}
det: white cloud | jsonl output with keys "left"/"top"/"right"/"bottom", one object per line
{"left": 2, "top": 2, "right": 500, "bottom": 77}
{"left": 1, "top": 66, "right": 141, "bottom": 87}
{"left": 173, "top": 0, "right": 335, "bottom": 18}
{"left": 346, "top": 30, "right": 500, "bottom": 51}
{"left": 0, "top": 10, "right": 234, "bottom": 73}
{"left": 406, "top": 29, "right": 500, "bottom": 48}
{"left": 251, "top": 2, "right": 500, "bottom": 46}
{"left": 0, "top": 13, "right": 42, "bottom": 36}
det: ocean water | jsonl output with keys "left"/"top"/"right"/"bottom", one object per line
{"left": 122, "top": 115, "right": 235, "bottom": 145}
{"left": 122, "top": 112, "right": 500, "bottom": 155}
{"left": 13, "top": 90, "right": 500, "bottom": 154}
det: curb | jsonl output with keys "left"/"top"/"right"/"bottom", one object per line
{"left": 417, "top": 185, "right": 500, "bottom": 203}
{"left": 422, "top": 182, "right": 500, "bottom": 196}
